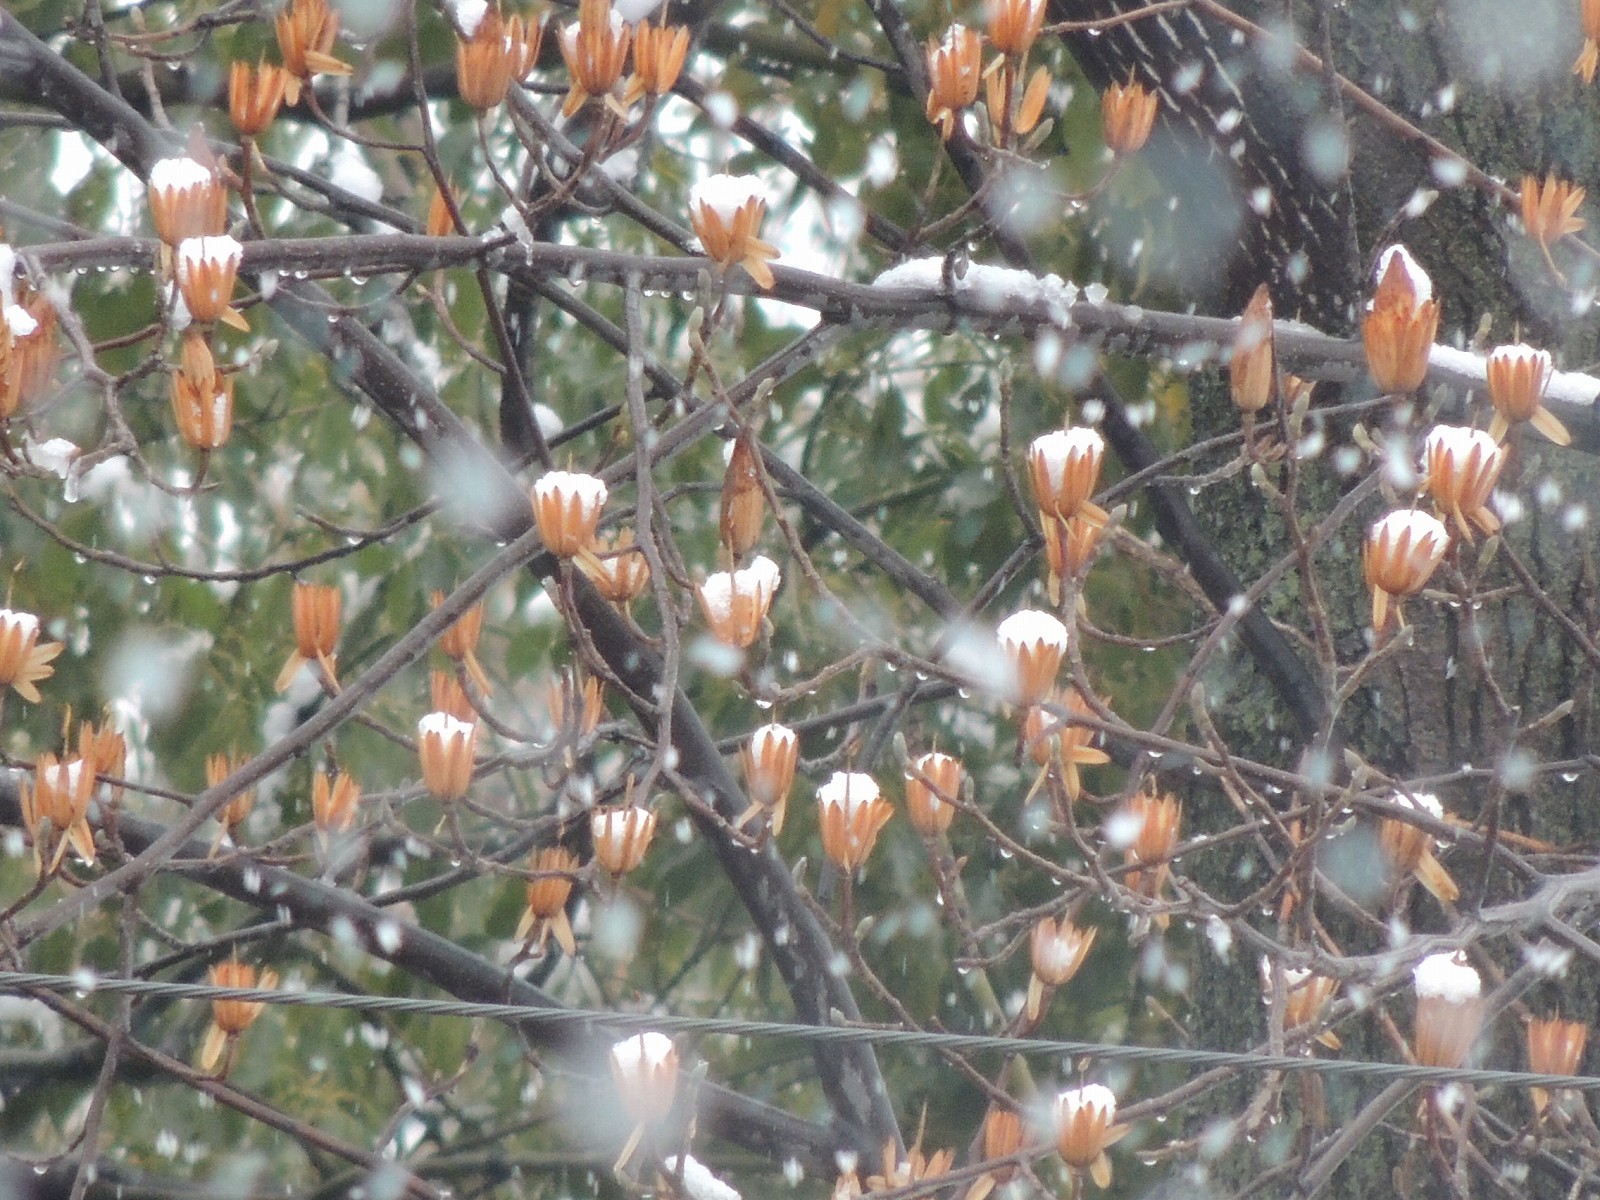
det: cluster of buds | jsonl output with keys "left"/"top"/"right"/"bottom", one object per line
{"left": 431, "top": 590, "right": 492, "bottom": 695}
{"left": 739, "top": 721, "right": 799, "bottom": 834}
{"left": 816, "top": 771, "right": 894, "bottom": 873}
{"left": 1027, "top": 427, "right": 1109, "bottom": 599}
{"left": 1026, "top": 914, "right": 1095, "bottom": 1020}
{"left": 1112, "top": 789, "right": 1181, "bottom": 903}
{"left": 170, "top": 330, "right": 235, "bottom": 452}
{"left": 719, "top": 432, "right": 765, "bottom": 562}
{"left": 515, "top": 845, "right": 580, "bottom": 954}
{"left": 996, "top": 608, "right": 1068, "bottom": 706}
{"left": 1520, "top": 174, "right": 1586, "bottom": 253}
{"left": 1527, "top": 1016, "right": 1588, "bottom": 1116}
{"left": 21, "top": 752, "right": 95, "bottom": 876}
{"left": 418, "top": 711, "right": 478, "bottom": 801}
{"left": 229, "top": 60, "right": 289, "bottom": 138}
{"left": 1022, "top": 688, "right": 1110, "bottom": 803}
{"left": 532, "top": 469, "right": 609, "bottom": 559}
{"left": 174, "top": 235, "right": 248, "bottom": 331}
{"left": 1376, "top": 790, "right": 1459, "bottom": 903}
{"left": 1363, "top": 509, "right": 1451, "bottom": 634}
{"left": 1412, "top": 953, "right": 1484, "bottom": 1069}
{"left": 276, "top": 581, "right": 341, "bottom": 691}
{"left": 698, "top": 555, "right": 781, "bottom": 649}
{"left": 199, "top": 959, "right": 278, "bottom": 1076}
{"left": 1052, "top": 1084, "right": 1124, "bottom": 1189}
{"left": 312, "top": 767, "right": 361, "bottom": 846}
{"left": 0, "top": 607, "right": 63, "bottom": 703}
{"left": 0, "top": 248, "right": 60, "bottom": 420}
{"left": 147, "top": 156, "right": 228, "bottom": 248}
{"left": 1485, "top": 342, "right": 1569, "bottom": 446}
{"left": 688, "top": 174, "right": 779, "bottom": 291}
{"left": 578, "top": 528, "right": 651, "bottom": 606}
{"left": 207, "top": 750, "right": 255, "bottom": 849}
{"left": 1259, "top": 957, "right": 1340, "bottom": 1050}
{"left": 980, "top": 0, "right": 1050, "bottom": 144}
{"left": 1100, "top": 78, "right": 1158, "bottom": 157}
{"left": 592, "top": 803, "right": 657, "bottom": 875}
{"left": 456, "top": 4, "right": 543, "bottom": 111}
{"left": 1420, "top": 425, "right": 1503, "bottom": 540}
{"left": 904, "top": 750, "right": 963, "bottom": 836}
{"left": 1361, "top": 244, "right": 1439, "bottom": 395}
{"left": 276, "top": 0, "right": 352, "bottom": 106}
{"left": 1579, "top": 0, "right": 1600, "bottom": 82}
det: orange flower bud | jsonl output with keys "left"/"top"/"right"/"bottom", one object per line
{"left": 1021, "top": 688, "right": 1110, "bottom": 801}
{"left": 426, "top": 183, "right": 462, "bottom": 238}
{"left": 697, "top": 555, "right": 781, "bottom": 648}
{"left": 1259, "top": 957, "right": 1340, "bottom": 1050}
{"left": 720, "top": 433, "right": 765, "bottom": 561}
{"left": 0, "top": 293, "right": 59, "bottom": 418}
{"left": 200, "top": 959, "right": 278, "bottom": 1074}
{"left": 1578, "top": 0, "right": 1600, "bottom": 81}
{"left": 689, "top": 174, "right": 779, "bottom": 290}
{"left": 980, "top": 1105, "right": 1024, "bottom": 1184}
{"left": 591, "top": 804, "right": 657, "bottom": 875}
{"left": 228, "top": 61, "right": 288, "bottom": 138}
{"left": 531, "top": 469, "right": 608, "bottom": 558}
{"left": 417, "top": 711, "right": 478, "bottom": 801}
{"left": 312, "top": 768, "right": 360, "bottom": 838}
{"left": 1421, "top": 425, "right": 1503, "bottom": 540}
{"left": 1377, "top": 790, "right": 1458, "bottom": 903}
{"left": 624, "top": 20, "right": 690, "bottom": 106}
{"left": 1360, "top": 244, "right": 1439, "bottom": 394}
{"left": 925, "top": 25, "right": 982, "bottom": 141}
{"left": 21, "top": 752, "right": 95, "bottom": 875}
{"left": 557, "top": 0, "right": 631, "bottom": 116}
{"left": 578, "top": 528, "right": 651, "bottom": 605}
{"left": 1485, "top": 343, "right": 1569, "bottom": 446}
{"left": 985, "top": 0, "right": 1046, "bottom": 57}
{"left": 1111, "top": 790, "right": 1180, "bottom": 900}
{"left": 148, "top": 157, "right": 228, "bottom": 247}
{"left": 1101, "top": 79, "right": 1157, "bottom": 157}
{"left": 431, "top": 590, "right": 492, "bottom": 695}
{"left": 610, "top": 1031, "right": 678, "bottom": 1125}
{"left": 175, "top": 235, "right": 247, "bottom": 331}
{"left": 0, "top": 607, "right": 62, "bottom": 703}
{"left": 1520, "top": 173, "right": 1586, "bottom": 250}
{"left": 996, "top": 609, "right": 1068, "bottom": 706}
{"left": 276, "top": 581, "right": 341, "bottom": 692}
{"left": 1230, "top": 284, "right": 1275, "bottom": 414}
{"left": 1027, "top": 427, "right": 1106, "bottom": 523}
{"left": 904, "top": 750, "right": 962, "bottom": 835}
{"left": 170, "top": 331, "right": 234, "bottom": 451}
{"left": 739, "top": 722, "right": 799, "bottom": 834}
{"left": 456, "top": 6, "right": 540, "bottom": 111}
{"left": 207, "top": 750, "right": 255, "bottom": 845}
{"left": 1026, "top": 914, "right": 1095, "bottom": 1020}
{"left": 1412, "top": 953, "right": 1483, "bottom": 1070}
{"left": 1363, "top": 509, "right": 1450, "bottom": 633}
{"left": 1052, "top": 1084, "right": 1121, "bottom": 1188}
{"left": 77, "top": 719, "right": 126, "bottom": 803}
{"left": 1042, "top": 509, "right": 1107, "bottom": 603}
{"left": 430, "top": 669, "right": 477, "bottom": 722}
{"left": 276, "top": 0, "right": 352, "bottom": 106}
{"left": 515, "top": 845, "right": 580, "bottom": 954}
{"left": 816, "top": 771, "right": 893, "bottom": 872}
{"left": 1528, "top": 1016, "right": 1587, "bottom": 1114}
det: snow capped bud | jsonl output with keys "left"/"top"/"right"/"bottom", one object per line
{"left": 456, "top": 6, "right": 541, "bottom": 111}
{"left": 719, "top": 433, "right": 765, "bottom": 561}
{"left": 1378, "top": 791, "right": 1458, "bottom": 903}
{"left": 1527, "top": 1016, "right": 1587, "bottom": 1114}
{"left": 207, "top": 750, "right": 256, "bottom": 846}
{"left": 985, "top": 0, "right": 1046, "bottom": 57}
{"left": 591, "top": 804, "right": 657, "bottom": 875}
{"left": 417, "top": 711, "right": 478, "bottom": 801}
{"left": 1363, "top": 509, "right": 1450, "bottom": 633}
{"left": 1101, "top": 79, "right": 1158, "bottom": 157}
{"left": 275, "top": 0, "right": 352, "bottom": 106}
{"left": 924, "top": 25, "right": 982, "bottom": 141}
{"left": 815, "top": 771, "right": 893, "bottom": 872}
{"left": 903, "top": 750, "right": 962, "bottom": 835}
{"left": 1117, "top": 790, "right": 1181, "bottom": 901}
{"left": 0, "top": 291, "right": 59, "bottom": 418}
{"left": 740, "top": 722, "right": 799, "bottom": 834}
{"left": 579, "top": 527, "right": 651, "bottom": 605}
{"left": 276, "top": 581, "right": 341, "bottom": 691}
{"left": 1361, "top": 244, "right": 1439, "bottom": 394}
{"left": 148, "top": 157, "right": 228, "bottom": 246}
{"left": 200, "top": 959, "right": 278, "bottom": 1075}
{"left": 1259, "top": 958, "right": 1340, "bottom": 1049}
{"left": 0, "top": 607, "right": 62, "bottom": 703}
{"left": 170, "top": 330, "right": 234, "bottom": 451}
{"left": 689, "top": 174, "right": 779, "bottom": 291}
{"left": 1052, "top": 1084, "right": 1120, "bottom": 1187}
{"left": 1520, "top": 174, "right": 1586, "bottom": 250}
{"left": 431, "top": 590, "right": 492, "bottom": 695}
{"left": 1230, "top": 284, "right": 1275, "bottom": 414}
{"left": 623, "top": 20, "right": 690, "bottom": 106}
{"left": 515, "top": 845, "right": 579, "bottom": 954}
{"left": 531, "top": 470, "right": 608, "bottom": 558}
{"left": 1026, "top": 915, "right": 1096, "bottom": 1020}
{"left": 698, "top": 555, "right": 781, "bottom": 648}
{"left": 996, "top": 609, "right": 1068, "bottom": 706}
{"left": 1485, "top": 343, "right": 1569, "bottom": 446}
{"left": 229, "top": 60, "right": 288, "bottom": 138}
{"left": 175, "top": 235, "right": 247, "bottom": 331}
{"left": 1422, "top": 425, "right": 1503, "bottom": 540}
{"left": 558, "top": 0, "right": 631, "bottom": 116}
{"left": 1412, "top": 953, "right": 1484, "bottom": 1069}
{"left": 610, "top": 1030, "right": 678, "bottom": 1125}
{"left": 21, "top": 752, "right": 95, "bottom": 875}
{"left": 1027, "top": 427, "right": 1106, "bottom": 523}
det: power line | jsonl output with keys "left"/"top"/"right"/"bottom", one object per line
{"left": 1, "top": 969, "right": 1589, "bottom": 1095}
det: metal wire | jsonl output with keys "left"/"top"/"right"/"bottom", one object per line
{"left": 1, "top": 968, "right": 1591, "bottom": 1094}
